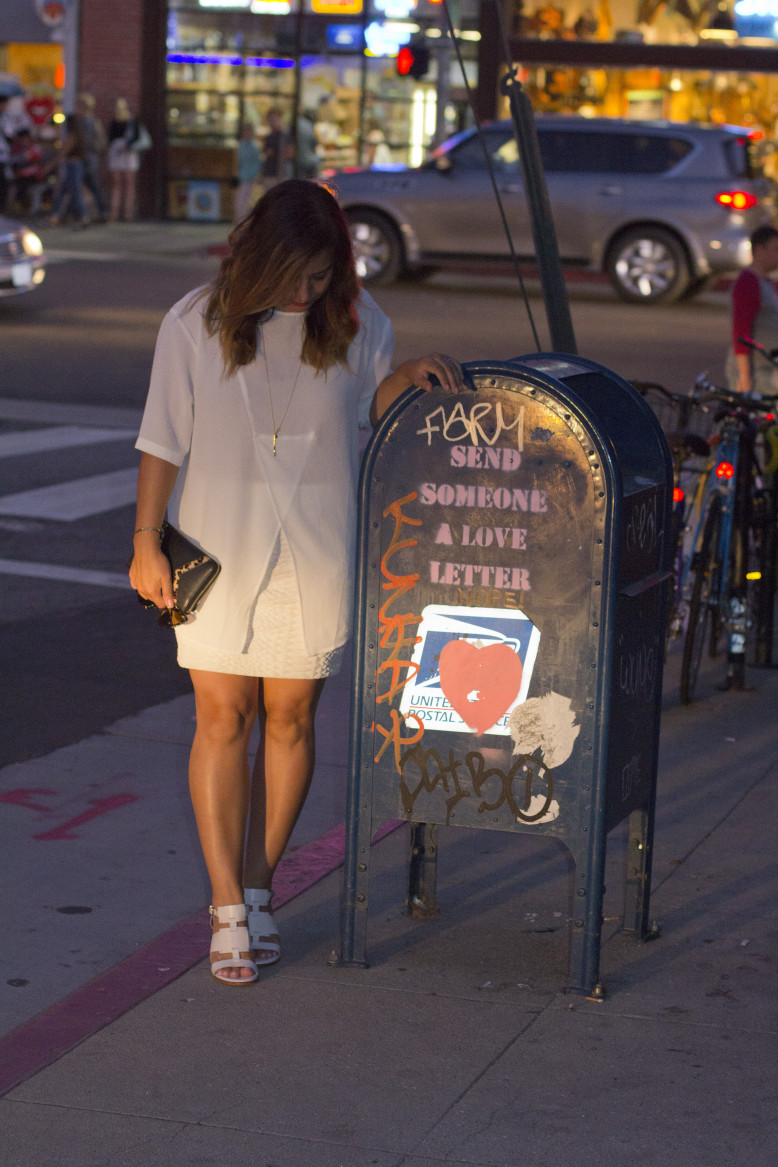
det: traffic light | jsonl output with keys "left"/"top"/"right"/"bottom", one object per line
{"left": 396, "top": 39, "right": 430, "bottom": 79}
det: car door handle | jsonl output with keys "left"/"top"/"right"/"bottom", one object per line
{"left": 599, "top": 185, "right": 622, "bottom": 196}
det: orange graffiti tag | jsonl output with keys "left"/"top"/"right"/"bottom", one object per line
{"left": 374, "top": 492, "right": 424, "bottom": 769}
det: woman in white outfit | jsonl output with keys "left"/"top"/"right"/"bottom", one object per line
{"left": 107, "top": 97, "right": 140, "bottom": 222}
{"left": 129, "top": 179, "right": 462, "bottom": 985}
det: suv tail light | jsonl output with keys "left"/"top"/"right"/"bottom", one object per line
{"left": 716, "top": 190, "right": 759, "bottom": 211}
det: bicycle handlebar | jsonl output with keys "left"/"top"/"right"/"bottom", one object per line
{"left": 692, "top": 374, "right": 778, "bottom": 415}
{"left": 737, "top": 335, "right": 778, "bottom": 368}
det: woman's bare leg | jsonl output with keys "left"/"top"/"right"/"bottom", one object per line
{"left": 110, "top": 172, "right": 122, "bottom": 221}
{"left": 244, "top": 677, "right": 324, "bottom": 890}
{"left": 189, "top": 669, "right": 259, "bottom": 980}
{"left": 125, "top": 170, "right": 137, "bottom": 221}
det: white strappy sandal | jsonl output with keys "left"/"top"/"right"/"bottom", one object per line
{"left": 244, "top": 887, "right": 281, "bottom": 967}
{"left": 209, "top": 904, "right": 259, "bottom": 986}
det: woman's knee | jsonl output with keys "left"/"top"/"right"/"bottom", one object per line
{"left": 263, "top": 689, "right": 318, "bottom": 747}
{"left": 193, "top": 681, "right": 258, "bottom": 745}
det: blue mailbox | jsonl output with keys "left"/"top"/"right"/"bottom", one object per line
{"left": 334, "top": 354, "right": 673, "bottom": 995}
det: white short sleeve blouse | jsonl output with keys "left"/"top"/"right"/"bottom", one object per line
{"left": 136, "top": 288, "right": 394, "bottom": 656}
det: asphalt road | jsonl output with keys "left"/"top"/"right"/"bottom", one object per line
{"left": 0, "top": 254, "right": 734, "bottom": 767}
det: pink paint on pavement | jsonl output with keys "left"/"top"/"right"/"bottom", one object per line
{"left": 0, "top": 818, "right": 403, "bottom": 1097}
{"left": 33, "top": 794, "right": 139, "bottom": 840}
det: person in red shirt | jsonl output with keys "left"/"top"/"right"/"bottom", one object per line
{"left": 10, "top": 128, "right": 46, "bottom": 216}
{"left": 727, "top": 223, "right": 778, "bottom": 396}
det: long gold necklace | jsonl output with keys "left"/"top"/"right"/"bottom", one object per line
{"left": 262, "top": 339, "right": 303, "bottom": 457}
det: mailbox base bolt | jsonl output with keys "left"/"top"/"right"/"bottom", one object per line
{"left": 589, "top": 982, "right": 607, "bottom": 1000}
{"left": 357, "top": 894, "right": 366, "bottom": 903}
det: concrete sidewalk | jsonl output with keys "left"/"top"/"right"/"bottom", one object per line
{"left": 0, "top": 637, "right": 775, "bottom": 1166}
{"left": 35, "top": 218, "right": 230, "bottom": 263}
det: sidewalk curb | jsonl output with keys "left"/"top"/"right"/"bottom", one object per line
{"left": 0, "top": 818, "right": 403, "bottom": 1098}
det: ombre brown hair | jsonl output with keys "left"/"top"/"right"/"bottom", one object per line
{"left": 203, "top": 179, "right": 360, "bottom": 376}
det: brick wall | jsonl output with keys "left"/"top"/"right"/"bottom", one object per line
{"left": 78, "top": 0, "right": 145, "bottom": 131}
{"left": 77, "top": 0, "right": 166, "bottom": 217}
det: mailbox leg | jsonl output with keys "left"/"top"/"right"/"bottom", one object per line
{"left": 331, "top": 723, "right": 374, "bottom": 967}
{"left": 407, "top": 822, "right": 440, "bottom": 918}
{"left": 623, "top": 803, "right": 657, "bottom": 940}
{"left": 568, "top": 834, "right": 607, "bottom": 996}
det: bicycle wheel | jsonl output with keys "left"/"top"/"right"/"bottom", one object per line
{"left": 680, "top": 493, "right": 722, "bottom": 704}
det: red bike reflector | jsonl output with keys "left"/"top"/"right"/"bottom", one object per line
{"left": 716, "top": 460, "right": 735, "bottom": 479}
{"left": 716, "top": 190, "right": 759, "bottom": 211}
{"left": 673, "top": 486, "right": 684, "bottom": 503}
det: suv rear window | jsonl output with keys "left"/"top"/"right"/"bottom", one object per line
{"left": 723, "top": 134, "right": 765, "bottom": 179}
{"left": 538, "top": 131, "right": 693, "bottom": 174}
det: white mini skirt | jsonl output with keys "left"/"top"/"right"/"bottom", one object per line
{"left": 176, "top": 530, "right": 345, "bottom": 679}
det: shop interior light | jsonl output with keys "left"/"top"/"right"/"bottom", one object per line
{"left": 250, "top": 0, "right": 292, "bottom": 12}
{"left": 716, "top": 190, "right": 759, "bottom": 210}
{"left": 198, "top": 1, "right": 251, "bottom": 7}
{"left": 716, "top": 461, "right": 735, "bottom": 479}
{"left": 700, "top": 0, "right": 739, "bottom": 37}
{"left": 168, "top": 52, "right": 243, "bottom": 65}
{"left": 366, "top": 21, "right": 412, "bottom": 55}
{"left": 734, "top": 0, "right": 778, "bottom": 14}
{"left": 746, "top": 570, "right": 762, "bottom": 580}
{"left": 245, "top": 56, "right": 296, "bottom": 67}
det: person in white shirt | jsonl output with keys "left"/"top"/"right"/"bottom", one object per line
{"left": 130, "top": 179, "right": 463, "bottom": 985}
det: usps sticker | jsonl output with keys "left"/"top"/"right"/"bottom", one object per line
{"left": 399, "top": 605, "right": 540, "bottom": 737}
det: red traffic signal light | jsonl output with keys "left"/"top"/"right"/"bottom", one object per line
{"left": 396, "top": 41, "right": 430, "bottom": 79}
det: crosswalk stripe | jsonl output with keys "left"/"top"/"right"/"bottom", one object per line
{"left": 0, "top": 468, "right": 137, "bottom": 521}
{"left": 0, "top": 558, "right": 130, "bottom": 588}
{"left": 0, "top": 426, "right": 137, "bottom": 459}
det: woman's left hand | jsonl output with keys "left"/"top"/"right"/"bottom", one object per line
{"left": 398, "top": 352, "right": 464, "bottom": 396}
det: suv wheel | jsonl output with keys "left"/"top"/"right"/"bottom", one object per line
{"left": 346, "top": 210, "right": 403, "bottom": 285}
{"left": 607, "top": 227, "right": 691, "bottom": 304}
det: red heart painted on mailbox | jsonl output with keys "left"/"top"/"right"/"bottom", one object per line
{"left": 438, "top": 639, "right": 523, "bottom": 735}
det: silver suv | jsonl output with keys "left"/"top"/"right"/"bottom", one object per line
{"left": 334, "top": 116, "right": 772, "bottom": 304}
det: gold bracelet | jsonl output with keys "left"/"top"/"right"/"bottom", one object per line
{"left": 134, "top": 526, "right": 163, "bottom": 535}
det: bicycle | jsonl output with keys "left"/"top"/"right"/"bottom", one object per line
{"left": 630, "top": 380, "right": 715, "bottom": 648}
{"left": 678, "top": 374, "right": 778, "bottom": 703}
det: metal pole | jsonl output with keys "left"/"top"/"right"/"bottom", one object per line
{"left": 62, "top": 0, "right": 81, "bottom": 113}
{"left": 433, "top": 6, "right": 452, "bottom": 150}
{"left": 492, "top": 1, "right": 577, "bottom": 355}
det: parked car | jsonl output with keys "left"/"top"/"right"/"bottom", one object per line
{"left": 0, "top": 216, "right": 45, "bottom": 298}
{"left": 333, "top": 116, "right": 773, "bottom": 304}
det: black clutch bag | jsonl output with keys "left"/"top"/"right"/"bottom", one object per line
{"left": 135, "top": 522, "right": 221, "bottom": 627}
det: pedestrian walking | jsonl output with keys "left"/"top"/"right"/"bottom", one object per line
{"left": 107, "top": 97, "right": 140, "bottom": 221}
{"left": 726, "top": 223, "right": 778, "bottom": 396}
{"left": 76, "top": 92, "right": 108, "bottom": 222}
{"left": 129, "top": 179, "right": 462, "bottom": 986}
{"left": 260, "top": 108, "right": 288, "bottom": 188}
{"left": 49, "top": 114, "right": 89, "bottom": 228}
{"left": 234, "top": 121, "right": 261, "bottom": 223}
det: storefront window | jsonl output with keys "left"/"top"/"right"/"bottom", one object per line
{"left": 165, "top": 0, "right": 480, "bottom": 218}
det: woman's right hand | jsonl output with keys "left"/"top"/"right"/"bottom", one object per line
{"left": 129, "top": 533, "right": 175, "bottom": 609}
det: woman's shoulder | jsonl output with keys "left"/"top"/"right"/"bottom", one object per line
{"left": 162, "top": 287, "right": 212, "bottom": 341}
{"left": 354, "top": 288, "right": 390, "bottom": 326}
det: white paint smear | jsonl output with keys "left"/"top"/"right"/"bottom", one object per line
{"left": 521, "top": 794, "right": 560, "bottom": 824}
{"left": 508, "top": 691, "right": 580, "bottom": 769}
